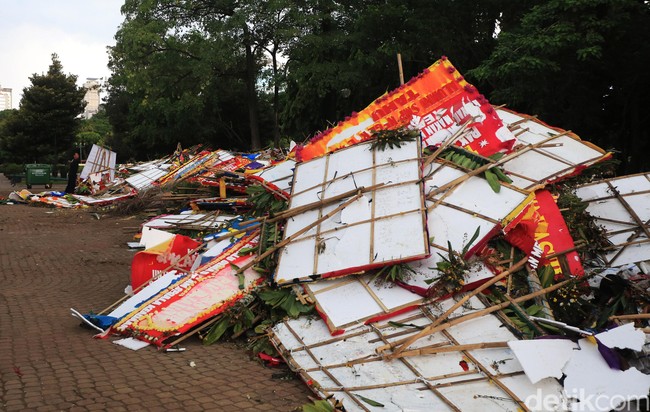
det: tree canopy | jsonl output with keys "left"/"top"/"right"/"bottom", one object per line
{"left": 4, "top": 1, "right": 646, "bottom": 174}
{"left": 0, "top": 54, "right": 86, "bottom": 164}
{"left": 470, "top": 0, "right": 650, "bottom": 173}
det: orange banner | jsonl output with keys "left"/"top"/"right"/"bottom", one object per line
{"left": 297, "top": 57, "right": 516, "bottom": 162}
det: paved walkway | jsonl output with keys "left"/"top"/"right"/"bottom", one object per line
{"left": 0, "top": 176, "right": 312, "bottom": 411}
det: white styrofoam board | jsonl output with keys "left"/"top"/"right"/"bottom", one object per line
{"left": 252, "top": 159, "right": 296, "bottom": 193}
{"left": 270, "top": 296, "right": 568, "bottom": 412}
{"left": 274, "top": 140, "right": 428, "bottom": 285}
{"left": 496, "top": 108, "right": 608, "bottom": 190}
{"left": 575, "top": 173, "right": 650, "bottom": 267}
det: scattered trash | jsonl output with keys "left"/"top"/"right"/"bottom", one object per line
{"left": 113, "top": 337, "right": 150, "bottom": 351}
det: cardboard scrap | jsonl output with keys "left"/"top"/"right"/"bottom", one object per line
{"left": 563, "top": 337, "right": 650, "bottom": 412}
{"left": 113, "top": 337, "right": 150, "bottom": 351}
{"left": 509, "top": 324, "right": 650, "bottom": 411}
{"left": 596, "top": 323, "right": 646, "bottom": 351}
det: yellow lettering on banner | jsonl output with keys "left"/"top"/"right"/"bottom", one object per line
{"left": 549, "top": 258, "right": 563, "bottom": 275}
{"left": 539, "top": 241, "right": 564, "bottom": 276}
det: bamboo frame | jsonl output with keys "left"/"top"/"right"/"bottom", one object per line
{"left": 274, "top": 139, "right": 428, "bottom": 285}
{"left": 575, "top": 173, "right": 650, "bottom": 266}
{"left": 387, "top": 256, "right": 528, "bottom": 358}
{"left": 268, "top": 295, "right": 555, "bottom": 412}
{"left": 609, "top": 314, "right": 650, "bottom": 321}
{"left": 378, "top": 275, "right": 574, "bottom": 356}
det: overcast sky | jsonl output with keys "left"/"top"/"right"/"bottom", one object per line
{"left": 0, "top": 1, "right": 125, "bottom": 109}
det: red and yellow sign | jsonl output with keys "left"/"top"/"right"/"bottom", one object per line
{"left": 130, "top": 234, "right": 202, "bottom": 290}
{"left": 504, "top": 190, "right": 584, "bottom": 278}
{"left": 115, "top": 232, "right": 262, "bottom": 347}
{"left": 296, "top": 57, "right": 516, "bottom": 162}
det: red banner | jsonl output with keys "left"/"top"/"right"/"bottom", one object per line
{"left": 504, "top": 190, "right": 584, "bottom": 278}
{"left": 115, "top": 232, "right": 261, "bottom": 347}
{"left": 297, "top": 57, "right": 516, "bottom": 162}
{"left": 130, "top": 234, "right": 202, "bottom": 290}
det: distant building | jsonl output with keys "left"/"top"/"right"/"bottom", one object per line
{"left": 0, "top": 85, "right": 12, "bottom": 111}
{"left": 82, "top": 78, "right": 101, "bottom": 118}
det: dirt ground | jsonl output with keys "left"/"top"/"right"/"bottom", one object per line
{"left": 0, "top": 176, "right": 312, "bottom": 411}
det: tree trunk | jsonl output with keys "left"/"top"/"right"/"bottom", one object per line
{"left": 244, "top": 26, "right": 261, "bottom": 151}
{"left": 272, "top": 45, "right": 281, "bottom": 148}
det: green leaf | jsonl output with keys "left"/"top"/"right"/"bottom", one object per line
{"left": 203, "top": 315, "right": 231, "bottom": 345}
{"left": 538, "top": 266, "right": 555, "bottom": 288}
{"left": 302, "top": 400, "right": 335, "bottom": 412}
{"left": 254, "top": 320, "right": 273, "bottom": 334}
{"left": 257, "top": 288, "right": 313, "bottom": 318}
{"left": 230, "top": 263, "right": 245, "bottom": 290}
{"left": 238, "top": 247, "right": 257, "bottom": 256}
{"left": 484, "top": 169, "right": 501, "bottom": 193}
{"left": 356, "top": 394, "right": 385, "bottom": 407}
{"left": 243, "top": 307, "right": 255, "bottom": 324}
{"left": 388, "top": 321, "right": 424, "bottom": 330}
{"left": 488, "top": 152, "right": 505, "bottom": 161}
{"left": 462, "top": 227, "right": 481, "bottom": 255}
{"left": 526, "top": 304, "right": 544, "bottom": 316}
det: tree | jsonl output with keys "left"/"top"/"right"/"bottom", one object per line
{"left": 469, "top": 0, "right": 650, "bottom": 173}
{"left": 1, "top": 54, "right": 85, "bottom": 164}
{"left": 0, "top": 109, "right": 18, "bottom": 164}
{"left": 280, "top": 0, "right": 521, "bottom": 141}
{"left": 76, "top": 110, "right": 113, "bottom": 159}
{"left": 105, "top": 0, "right": 291, "bottom": 157}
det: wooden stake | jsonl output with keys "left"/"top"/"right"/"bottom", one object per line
{"left": 397, "top": 53, "right": 404, "bottom": 85}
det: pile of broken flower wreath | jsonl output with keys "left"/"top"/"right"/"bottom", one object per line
{"left": 65, "top": 127, "right": 650, "bottom": 412}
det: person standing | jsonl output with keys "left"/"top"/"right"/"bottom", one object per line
{"left": 65, "top": 152, "right": 80, "bottom": 193}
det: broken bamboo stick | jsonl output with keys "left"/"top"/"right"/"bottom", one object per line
{"left": 609, "top": 314, "right": 650, "bottom": 321}
{"left": 388, "top": 256, "right": 528, "bottom": 358}
{"left": 390, "top": 341, "right": 510, "bottom": 359}
{"left": 378, "top": 276, "right": 575, "bottom": 356}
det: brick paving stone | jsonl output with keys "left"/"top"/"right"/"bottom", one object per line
{"left": 0, "top": 175, "right": 312, "bottom": 411}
